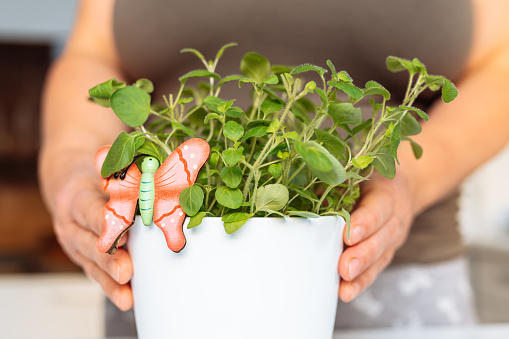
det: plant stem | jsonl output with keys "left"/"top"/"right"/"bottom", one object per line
{"left": 315, "top": 184, "right": 335, "bottom": 214}
{"left": 205, "top": 163, "right": 211, "bottom": 207}
{"left": 140, "top": 125, "right": 171, "bottom": 156}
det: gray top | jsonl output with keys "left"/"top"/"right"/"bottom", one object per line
{"left": 113, "top": 0, "right": 473, "bottom": 264}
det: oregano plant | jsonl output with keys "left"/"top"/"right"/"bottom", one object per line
{"left": 89, "top": 43, "right": 457, "bottom": 237}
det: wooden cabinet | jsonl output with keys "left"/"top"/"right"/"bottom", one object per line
{"left": 0, "top": 43, "right": 78, "bottom": 273}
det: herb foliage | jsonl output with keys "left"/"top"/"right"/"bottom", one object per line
{"left": 89, "top": 43, "right": 457, "bottom": 236}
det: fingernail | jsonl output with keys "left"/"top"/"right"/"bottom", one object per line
{"left": 349, "top": 226, "right": 364, "bottom": 244}
{"left": 348, "top": 258, "right": 361, "bottom": 280}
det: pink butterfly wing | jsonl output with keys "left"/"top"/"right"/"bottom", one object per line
{"left": 153, "top": 138, "right": 210, "bottom": 252}
{"left": 94, "top": 146, "right": 141, "bottom": 254}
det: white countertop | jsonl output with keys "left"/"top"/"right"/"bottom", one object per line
{"left": 333, "top": 324, "right": 509, "bottom": 339}
{"left": 1, "top": 273, "right": 509, "bottom": 339}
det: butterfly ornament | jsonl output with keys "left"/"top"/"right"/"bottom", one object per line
{"left": 94, "top": 138, "right": 210, "bottom": 254}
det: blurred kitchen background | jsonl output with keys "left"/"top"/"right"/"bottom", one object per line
{"left": 0, "top": 1, "right": 508, "bottom": 338}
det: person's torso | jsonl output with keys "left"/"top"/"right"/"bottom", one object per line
{"left": 113, "top": 0, "right": 473, "bottom": 264}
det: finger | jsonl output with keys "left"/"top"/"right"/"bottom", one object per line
{"left": 71, "top": 189, "right": 108, "bottom": 236}
{"left": 76, "top": 251, "right": 134, "bottom": 311}
{"left": 344, "top": 181, "right": 394, "bottom": 246}
{"left": 339, "top": 215, "right": 399, "bottom": 281}
{"left": 339, "top": 248, "right": 395, "bottom": 303}
{"left": 70, "top": 220, "right": 133, "bottom": 284}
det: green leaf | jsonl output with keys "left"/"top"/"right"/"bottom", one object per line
{"left": 386, "top": 56, "right": 415, "bottom": 74}
{"left": 246, "top": 119, "right": 272, "bottom": 129}
{"left": 286, "top": 211, "right": 320, "bottom": 218}
{"left": 291, "top": 107, "right": 310, "bottom": 123}
{"left": 326, "top": 60, "right": 337, "bottom": 79}
{"left": 351, "top": 119, "right": 373, "bottom": 137}
{"left": 241, "top": 126, "right": 268, "bottom": 141}
{"left": 89, "top": 78, "right": 126, "bottom": 100}
{"left": 179, "top": 185, "right": 204, "bottom": 217}
{"left": 218, "top": 75, "right": 252, "bottom": 87}
{"left": 400, "top": 113, "right": 422, "bottom": 136}
{"left": 352, "top": 155, "right": 373, "bottom": 169}
{"left": 328, "top": 81, "right": 363, "bottom": 100}
{"left": 216, "top": 186, "right": 243, "bottom": 209}
{"left": 412, "top": 58, "right": 427, "bottom": 74}
{"left": 220, "top": 165, "right": 243, "bottom": 188}
{"left": 267, "top": 118, "right": 280, "bottom": 133}
{"left": 363, "top": 81, "right": 390, "bottom": 100}
{"left": 345, "top": 171, "right": 369, "bottom": 181}
{"left": 238, "top": 77, "right": 257, "bottom": 88}
{"left": 171, "top": 122, "right": 195, "bottom": 136}
{"left": 134, "top": 135, "right": 145, "bottom": 149}
{"left": 399, "top": 105, "right": 429, "bottom": 121}
{"left": 425, "top": 75, "right": 445, "bottom": 91}
{"left": 225, "top": 106, "right": 246, "bottom": 118}
{"left": 369, "top": 98, "right": 383, "bottom": 112}
{"left": 240, "top": 52, "right": 271, "bottom": 84}
{"left": 290, "top": 186, "right": 319, "bottom": 203}
{"left": 372, "top": 146, "right": 396, "bottom": 179}
{"left": 442, "top": 78, "right": 458, "bottom": 103}
{"left": 390, "top": 122, "right": 401, "bottom": 163}
{"left": 404, "top": 137, "right": 423, "bottom": 159}
{"left": 88, "top": 97, "right": 111, "bottom": 108}
{"left": 272, "top": 65, "right": 293, "bottom": 74}
{"left": 314, "top": 129, "right": 345, "bottom": 158}
{"left": 337, "top": 71, "right": 353, "bottom": 83}
{"left": 328, "top": 103, "right": 362, "bottom": 126}
{"left": 135, "top": 78, "right": 154, "bottom": 93}
{"left": 223, "top": 219, "right": 249, "bottom": 234}
{"left": 315, "top": 88, "right": 328, "bottom": 105}
{"left": 294, "top": 140, "right": 332, "bottom": 172}
{"left": 263, "top": 75, "right": 279, "bottom": 85}
{"left": 222, "top": 212, "right": 253, "bottom": 234}
{"left": 290, "top": 63, "right": 327, "bottom": 77}
{"left": 178, "top": 97, "right": 194, "bottom": 104}
{"left": 284, "top": 73, "right": 294, "bottom": 85}
{"left": 323, "top": 208, "right": 351, "bottom": 240}
{"left": 305, "top": 81, "right": 316, "bottom": 93}
{"left": 222, "top": 212, "right": 254, "bottom": 223}
{"left": 180, "top": 48, "right": 206, "bottom": 64}
{"left": 187, "top": 211, "right": 209, "bottom": 229}
{"left": 203, "top": 96, "right": 225, "bottom": 113}
{"left": 209, "top": 152, "right": 220, "bottom": 167}
{"left": 261, "top": 100, "right": 283, "bottom": 115}
{"left": 282, "top": 131, "right": 299, "bottom": 140}
{"left": 101, "top": 131, "right": 135, "bottom": 178}
{"left": 222, "top": 147, "right": 244, "bottom": 165}
{"left": 268, "top": 163, "right": 282, "bottom": 179}
{"left": 297, "top": 97, "right": 317, "bottom": 113}
{"left": 223, "top": 121, "right": 244, "bottom": 142}
{"left": 204, "top": 113, "right": 223, "bottom": 124}
{"left": 215, "top": 42, "right": 237, "bottom": 63}
{"left": 110, "top": 86, "right": 151, "bottom": 127}
{"left": 136, "top": 140, "right": 165, "bottom": 164}
{"left": 255, "top": 184, "right": 289, "bottom": 212}
{"left": 297, "top": 141, "right": 347, "bottom": 185}
{"left": 217, "top": 99, "right": 235, "bottom": 113}
{"left": 179, "top": 70, "right": 221, "bottom": 84}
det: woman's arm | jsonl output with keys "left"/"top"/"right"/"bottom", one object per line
{"left": 39, "top": 0, "right": 134, "bottom": 310}
{"left": 338, "top": 0, "right": 509, "bottom": 302}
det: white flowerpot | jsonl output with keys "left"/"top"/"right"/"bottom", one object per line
{"left": 128, "top": 216, "right": 345, "bottom": 339}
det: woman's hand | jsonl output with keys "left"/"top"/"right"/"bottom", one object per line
{"left": 52, "top": 171, "right": 134, "bottom": 310}
{"left": 337, "top": 170, "right": 415, "bottom": 302}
